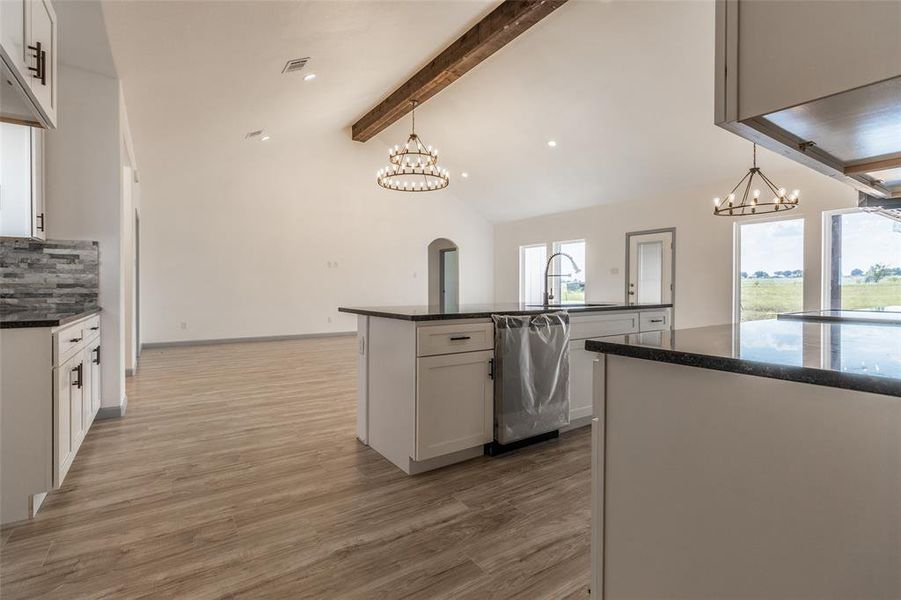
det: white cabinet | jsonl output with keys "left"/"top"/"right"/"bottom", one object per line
{"left": 415, "top": 350, "right": 494, "bottom": 461}
{"left": 568, "top": 309, "right": 672, "bottom": 421}
{"left": 568, "top": 342, "right": 597, "bottom": 421}
{"left": 88, "top": 338, "right": 101, "bottom": 419}
{"left": 51, "top": 315, "right": 100, "bottom": 487}
{"left": 54, "top": 353, "right": 83, "bottom": 486}
{"left": 0, "top": 0, "right": 57, "bottom": 128}
{"left": 0, "top": 122, "right": 45, "bottom": 239}
{"left": 639, "top": 310, "right": 669, "bottom": 332}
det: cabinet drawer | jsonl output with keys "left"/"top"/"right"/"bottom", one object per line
{"left": 570, "top": 312, "right": 638, "bottom": 340}
{"left": 83, "top": 315, "right": 101, "bottom": 341}
{"left": 54, "top": 323, "right": 86, "bottom": 365}
{"left": 417, "top": 322, "right": 493, "bottom": 357}
{"left": 639, "top": 310, "right": 670, "bottom": 332}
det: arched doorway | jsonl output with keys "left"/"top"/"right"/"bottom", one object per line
{"left": 428, "top": 238, "right": 459, "bottom": 309}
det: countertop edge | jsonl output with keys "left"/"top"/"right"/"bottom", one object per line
{"left": 0, "top": 307, "right": 102, "bottom": 329}
{"left": 338, "top": 304, "right": 673, "bottom": 321}
{"left": 585, "top": 338, "right": 901, "bottom": 398}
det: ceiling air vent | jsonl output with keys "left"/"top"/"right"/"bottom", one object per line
{"left": 282, "top": 57, "right": 310, "bottom": 74}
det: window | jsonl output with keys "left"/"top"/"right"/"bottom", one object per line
{"left": 824, "top": 209, "right": 901, "bottom": 311}
{"left": 520, "top": 244, "right": 547, "bottom": 305}
{"left": 735, "top": 218, "right": 804, "bottom": 321}
{"left": 519, "top": 239, "right": 586, "bottom": 305}
{"left": 552, "top": 240, "right": 586, "bottom": 304}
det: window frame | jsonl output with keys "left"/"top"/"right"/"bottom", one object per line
{"left": 821, "top": 207, "right": 901, "bottom": 311}
{"left": 733, "top": 214, "right": 805, "bottom": 322}
{"left": 519, "top": 242, "right": 548, "bottom": 305}
{"left": 551, "top": 239, "right": 587, "bottom": 305}
{"left": 518, "top": 239, "right": 587, "bottom": 305}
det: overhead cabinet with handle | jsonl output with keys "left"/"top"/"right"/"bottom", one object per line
{"left": 0, "top": 121, "right": 46, "bottom": 239}
{"left": 714, "top": 0, "right": 901, "bottom": 201}
{"left": 1, "top": 0, "right": 58, "bottom": 128}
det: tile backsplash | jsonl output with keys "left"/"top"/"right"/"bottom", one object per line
{"left": 0, "top": 239, "right": 100, "bottom": 314}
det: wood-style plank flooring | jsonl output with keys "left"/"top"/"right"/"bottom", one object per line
{"left": 1, "top": 337, "right": 591, "bottom": 599}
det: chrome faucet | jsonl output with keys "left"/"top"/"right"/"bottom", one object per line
{"left": 544, "top": 252, "right": 582, "bottom": 307}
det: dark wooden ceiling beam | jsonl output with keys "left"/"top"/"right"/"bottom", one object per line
{"left": 351, "top": 0, "right": 568, "bottom": 142}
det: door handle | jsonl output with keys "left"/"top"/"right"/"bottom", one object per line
{"left": 488, "top": 358, "right": 496, "bottom": 380}
{"left": 93, "top": 346, "right": 101, "bottom": 365}
{"left": 449, "top": 335, "right": 471, "bottom": 341}
{"left": 36, "top": 213, "right": 45, "bottom": 232}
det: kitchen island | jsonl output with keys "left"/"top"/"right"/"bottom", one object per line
{"left": 585, "top": 319, "right": 900, "bottom": 598}
{"left": 338, "top": 302, "right": 672, "bottom": 474}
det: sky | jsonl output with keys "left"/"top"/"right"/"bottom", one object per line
{"left": 740, "top": 212, "right": 901, "bottom": 275}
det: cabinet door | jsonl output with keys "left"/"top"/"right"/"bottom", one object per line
{"left": 54, "top": 355, "right": 82, "bottom": 486}
{"left": 89, "top": 341, "right": 101, "bottom": 418}
{"left": 81, "top": 347, "right": 93, "bottom": 429}
{"left": 416, "top": 350, "right": 494, "bottom": 461}
{"left": 0, "top": 121, "right": 33, "bottom": 238}
{"left": 569, "top": 341, "right": 596, "bottom": 421}
{"left": 30, "top": 127, "right": 44, "bottom": 239}
{"left": 24, "top": 0, "right": 55, "bottom": 123}
{"left": 69, "top": 360, "right": 85, "bottom": 454}
{"left": 0, "top": 0, "right": 26, "bottom": 77}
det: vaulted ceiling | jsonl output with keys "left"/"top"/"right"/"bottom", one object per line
{"left": 102, "top": 0, "right": 801, "bottom": 223}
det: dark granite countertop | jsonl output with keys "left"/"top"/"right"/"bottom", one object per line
{"left": 0, "top": 306, "right": 101, "bottom": 329}
{"left": 585, "top": 319, "right": 901, "bottom": 397}
{"left": 338, "top": 302, "right": 672, "bottom": 321}
{"left": 777, "top": 309, "right": 901, "bottom": 326}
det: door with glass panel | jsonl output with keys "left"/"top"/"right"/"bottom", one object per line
{"left": 627, "top": 230, "right": 674, "bottom": 305}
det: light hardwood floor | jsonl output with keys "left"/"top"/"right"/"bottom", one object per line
{"left": 1, "top": 337, "right": 591, "bottom": 599}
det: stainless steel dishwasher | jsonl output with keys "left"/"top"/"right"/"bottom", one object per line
{"left": 488, "top": 312, "right": 570, "bottom": 455}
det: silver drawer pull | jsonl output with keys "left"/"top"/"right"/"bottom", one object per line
{"left": 69, "top": 337, "right": 82, "bottom": 343}
{"left": 89, "top": 326, "right": 99, "bottom": 331}
{"left": 649, "top": 318, "right": 664, "bottom": 323}
{"left": 450, "top": 335, "right": 471, "bottom": 341}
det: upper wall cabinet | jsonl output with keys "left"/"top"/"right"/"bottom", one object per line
{"left": 0, "top": 0, "right": 58, "bottom": 128}
{"left": 0, "top": 122, "right": 46, "bottom": 239}
{"left": 715, "top": 0, "right": 901, "bottom": 201}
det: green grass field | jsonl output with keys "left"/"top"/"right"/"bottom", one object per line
{"left": 740, "top": 276, "right": 901, "bottom": 321}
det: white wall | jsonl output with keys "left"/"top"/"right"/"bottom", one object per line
{"left": 140, "top": 133, "right": 494, "bottom": 344}
{"left": 44, "top": 64, "right": 125, "bottom": 409}
{"left": 494, "top": 166, "right": 858, "bottom": 329}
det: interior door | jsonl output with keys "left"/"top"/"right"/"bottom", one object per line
{"left": 439, "top": 248, "right": 459, "bottom": 309}
{"left": 628, "top": 231, "right": 673, "bottom": 305}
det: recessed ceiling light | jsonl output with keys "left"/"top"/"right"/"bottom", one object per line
{"left": 547, "top": 140, "right": 557, "bottom": 148}
{"left": 303, "top": 73, "right": 317, "bottom": 82}
{"left": 261, "top": 135, "right": 271, "bottom": 141}
{"left": 461, "top": 172, "right": 469, "bottom": 178}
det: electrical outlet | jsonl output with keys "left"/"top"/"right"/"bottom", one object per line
{"left": 180, "top": 321, "right": 187, "bottom": 330}
{"left": 610, "top": 267, "right": 620, "bottom": 275}
{"left": 327, "top": 316, "right": 332, "bottom": 323}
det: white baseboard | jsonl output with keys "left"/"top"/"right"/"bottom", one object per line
{"left": 142, "top": 331, "right": 355, "bottom": 349}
